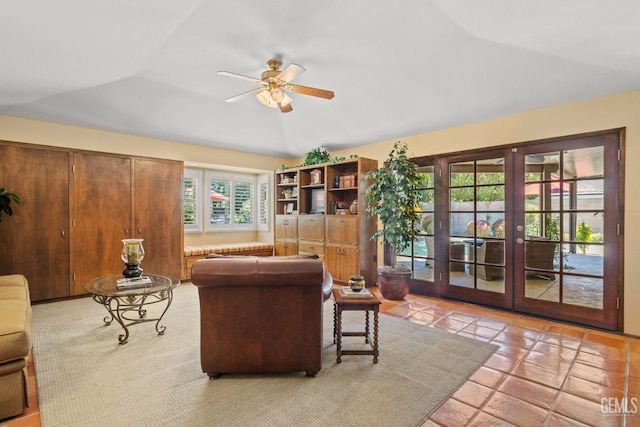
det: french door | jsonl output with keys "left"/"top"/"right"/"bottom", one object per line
{"left": 409, "top": 130, "right": 622, "bottom": 330}
{"left": 511, "top": 134, "right": 621, "bottom": 329}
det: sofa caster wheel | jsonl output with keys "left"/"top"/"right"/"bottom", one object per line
{"left": 208, "top": 373, "right": 221, "bottom": 380}
{"left": 306, "top": 371, "right": 318, "bottom": 378}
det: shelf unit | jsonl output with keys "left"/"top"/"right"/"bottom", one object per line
{"left": 274, "top": 157, "right": 378, "bottom": 285}
{"left": 275, "top": 171, "right": 298, "bottom": 215}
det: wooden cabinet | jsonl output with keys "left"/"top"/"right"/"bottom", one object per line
{"left": 72, "top": 153, "right": 132, "bottom": 295}
{"left": 298, "top": 215, "right": 325, "bottom": 258}
{"left": 326, "top": 215, "right": 358, "bottom": 243}
{"left": 273, "top": 157, "right": 378, "bottom": 285}
{"left": 275, "top": 215, "right": 298, "bottom": 256}
{"left": 275, "top": 239, "right": 298, "bottom": 256}
{"left": 132, "top": 158, "right": 183, "bottom": 279}
{"left": 298, "top": 215, "right": 324, "bottom": 240}
{"left": 0, "top": 144, "right": 71, "bottom": 301}
{"left": 325, "top": 215, "right": 361, "bottom": 283}
{"left": 0, "top": 141, "right": 183, "bottom": 301}
{"left": 325, "top": 243, "right": 359, "bottom": 283}
{"left": 71, "top": 156, "right": 183, "bottom": 294}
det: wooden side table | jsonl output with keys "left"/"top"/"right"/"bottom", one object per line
{"left": 332, "top": 288, "right": 382, "bottom": 363}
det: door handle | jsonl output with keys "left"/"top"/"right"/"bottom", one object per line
{"left": 516, "top": 238, "right": 524, "bottom": 244}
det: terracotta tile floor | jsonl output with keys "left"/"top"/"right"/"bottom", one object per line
{"left": 3, "top": 288, "right": 640, "bottom": 427}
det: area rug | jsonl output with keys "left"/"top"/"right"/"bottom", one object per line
{"left": 31, "top": 284, "right": 497, "bottom": 427}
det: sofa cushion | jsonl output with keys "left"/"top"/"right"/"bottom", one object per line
{"left": 0, "top": 299, "right": 32, "bottom": 365}
{"left": 184, "top": 241, "right": 273, "bottom": 257}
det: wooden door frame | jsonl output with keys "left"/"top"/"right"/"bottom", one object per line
{"left": 411, "top": 128, "right": 624, "bottom": 331}
{"left": 512, "top": 131, "right": 623, "bottom": 330}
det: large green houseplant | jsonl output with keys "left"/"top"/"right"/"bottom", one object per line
{"left": 365, "top": 141, "right": 421, "bottom": 300}
{"left": 0, "top": 188, "right": 21, "bottom": 222}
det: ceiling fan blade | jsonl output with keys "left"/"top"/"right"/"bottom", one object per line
{"left": 279, "top": 103, "right": 293, "bottom": 113}
{"left": 225, "top": 87, "right": 266, "bottom": 103}
{"left": 217, "top": 71, "right": 264, "bottom": 85}
{"left": 286, "top": 84, "right": 334, "bottom": 100}
{"left": 276, "top": 63, "right": 305, "bottom": 83}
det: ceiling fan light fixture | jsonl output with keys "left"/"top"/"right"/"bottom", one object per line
{"left": 256, "top": 89, "right": 291, "bottom": 109}
{"left": 221, "top": 58, "right": 332, "bottom": 112}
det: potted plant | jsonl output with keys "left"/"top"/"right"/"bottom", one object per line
{"left": 365, "top": 141, "right": 421, "bottom": 300}
{"left": 303, "top": 147, "right": 330, "bottom": 166}
{"left": 0, "top": 188, "right": 21, "bottom": 222}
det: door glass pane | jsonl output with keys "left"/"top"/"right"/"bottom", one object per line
{"left": 476, "top": 158, "right": 504, "bottom": 184}
{"left": 450, "top": 237, "right": 470, "bottom": 285}
{"left": 562, "top": 146, "right": 604, "bottom": 179}
{"left": 563, "top": 275, "right": 603, "bottom": 309}
{"left": 524, "top": 212, "right": 561, "bottom": 239}
{"left": 450, "top": 213, "right": 474, "bottom": 237}
{"left": 524, "top": 152, "right": 560, "bottom": 180}
{"left": 450, "top": 188, "right": 474, "bottom": 210}
{"left": 450, "top": 265, "right": 473, "bottom": 288}
{"left": 525, "top": 275, "right": 558, "bottom": 302}
{"left": 525, "top": 240, "right": 558, "bottom": 274}
{"left": 476, "top": 186, "right": 505, "bottom": 211}
{"left": 565, "top": 244, "right": 603, "bottom": 276}
{"left": 450, "top": 162, "right": 474, "bottom": 186}
{"left": 573, "top": 179, "right": 604, "bottom": 210}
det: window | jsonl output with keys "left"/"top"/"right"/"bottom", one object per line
{"left": 184, "top": 168, "right": 269, "bottom": 232}
{"left": 257, "top": 174, "right": 270, "bottom": 231}
{"left": 183, "top": 169, "right": 201, "bottom": 232}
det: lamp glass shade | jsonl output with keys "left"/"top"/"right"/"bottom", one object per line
{"left": 256, "top": 89, "right": 292, "bottom": 108}
{"left": 256, "top": 90, "right": 278, "bottom": 108}
{"left": 121, "top": 238, "right": 145, "bottom": 264}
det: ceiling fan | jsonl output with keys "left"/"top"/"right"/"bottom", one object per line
{"left": 218, "top": 58, "right": 334, "bottom": 113}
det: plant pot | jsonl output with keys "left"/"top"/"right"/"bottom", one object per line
{"left": 376, "top": 266, "right": 411, "bottom": 300}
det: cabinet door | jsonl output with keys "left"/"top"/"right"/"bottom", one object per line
{"left": 0, "top": 144, "right": 71, "bottom": 300}
{"left": 275, "top": 215, "right": 298, "bottom": 239}
{"left": 325, "top": 243, "right": 359, "bottom": 283}
{"left": 298, "top": 240, "right": 324, "bottom": 259}
{"left": 72, "top": 153, "right": 132, "bottom": 295}
{"left": 340, "top": 245, "right": 360, "bottom": 281}
{"left": 275, "top": 239, "right": 298, "bottom": 256}
{"left": 133, "top": 158, "right": 183, "bottom": 279}
{"left": 326, "top": 215, "right": 358, "bottom": 243}
{"left": 298, "top": 215, "right": 324, "bottom": 240}
{"left": 324, "top": 244, "right": 342, "bottom": 282}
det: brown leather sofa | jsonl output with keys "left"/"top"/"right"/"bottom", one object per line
{"left": 191, "top": 255, "right": 332, "bottom": 379}
{"left": 0, "top": 274, "right": 32, "bottom": 420}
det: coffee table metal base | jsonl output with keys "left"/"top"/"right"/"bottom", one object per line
{"left": 84, "top": 274, "right": 179, "bottom": 345}
{"left": 91, "top": 290, "right": 173, "bottom": 344}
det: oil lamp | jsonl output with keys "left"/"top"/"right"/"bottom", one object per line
{"left": 121, "top": 238, "right": 145, "bottom": 278}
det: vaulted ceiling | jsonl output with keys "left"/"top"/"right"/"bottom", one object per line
{"left": 1, "top": 1, "right": 639, "bottom": 158}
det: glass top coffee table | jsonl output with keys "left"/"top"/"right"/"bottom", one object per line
{"left": 84, "top": 274, "right": 180, "bottom": 344}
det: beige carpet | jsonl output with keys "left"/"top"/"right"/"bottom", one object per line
{"left": 31, "top": 284, "right": 497, "bottom": 427}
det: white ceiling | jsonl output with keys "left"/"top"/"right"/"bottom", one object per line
{"left": 1, "top": 1, "right": 639, "bottom": 159}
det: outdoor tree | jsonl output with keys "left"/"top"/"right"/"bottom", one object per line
{"left": 576, "top": 219, "right": 593, "bottom": 254}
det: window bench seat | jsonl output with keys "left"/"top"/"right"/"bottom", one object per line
{"left": 182, "top": 242, "right": 273, "bottom": 281}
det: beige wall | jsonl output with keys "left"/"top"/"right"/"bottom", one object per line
{"left": 1, "top": 89, "right": 639, "bottom": 333}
